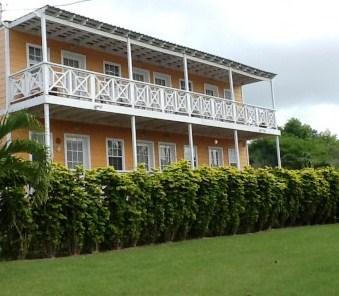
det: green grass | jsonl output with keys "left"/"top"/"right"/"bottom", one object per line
{"left": 1, "top": 225, "right": 339, "bottom": 296}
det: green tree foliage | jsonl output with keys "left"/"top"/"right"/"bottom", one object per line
{"left": 250, "top": 118, "right": 339, "bottom": 169}
{"left": 1, "top": 162, "right": 338, "bottom": 261}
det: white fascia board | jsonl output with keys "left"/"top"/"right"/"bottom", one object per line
{"left": 7, "top": 95, "right": 45, "bottom": 112}
{"left": 44, "top": 95, "right": 280, "bottom": 136}
{"left": 44, "top": 15, "right": 127, "bottom": 43}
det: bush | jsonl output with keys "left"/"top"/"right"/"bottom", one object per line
{"left": 0, "top": 161, "right": 338, "bottom": 260}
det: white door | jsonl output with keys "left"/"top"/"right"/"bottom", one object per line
{"left": 62, "top": 51, "right": 86, "bottom": 97}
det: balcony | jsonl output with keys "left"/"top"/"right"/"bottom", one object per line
{"left": 9, "top": 62, "right": 277, "bottom": 131}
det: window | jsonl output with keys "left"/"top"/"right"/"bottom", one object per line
{"left": 184, "top": 145, "right": 198, "bottom": 167}
{"left": 62, "top": 50, "right": 86, "bottom": 69}
{"left": 204, "top": 84, "right": 219, "bottom": 97}
{"left": 30, "top": 132, "right": 53, "bottom": 160}
{"left": 65, "top": 135, "right": 90, "bottom": 169}
{"left": 136, "top": 141, "right": 154, "bottom": 171}
{"left": 159, "top": 143, "right": 176, "bottom": 170}
{"left": 224, "top": 89, "right": 232, "bottom": 100}
{"left": 228, "top": 148, "right": 238, "bottom": 167}
{"left": 107, "top": 139, "right": 124, "bottom": 170}
{"left": 133, "top": 68, "right": 150, "bottom": 82}
{"left": 27, "top": 45, "right": 42, "bottom": 67}
{"left": 209, "top": 147, "right": 223, "bottom": 167}
{"left": 179, "top": 79, "right": 193, "bottom": 92}
{"left": 154, "top": 72, "right": 171, "bottom": 87}
{"left": 104, "top": 62, "right": 121, "bottom": 77}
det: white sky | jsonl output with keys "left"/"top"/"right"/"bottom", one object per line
{"left": 2, "top": 0, "right": 339, "bottom": 135}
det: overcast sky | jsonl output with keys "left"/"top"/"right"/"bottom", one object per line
{"left": 3, "top": 0, "right": 339, "bottom": 135}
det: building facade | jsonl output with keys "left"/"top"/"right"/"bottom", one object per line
{"left": 0, "top": 6, "right": 281, "bottom": 171}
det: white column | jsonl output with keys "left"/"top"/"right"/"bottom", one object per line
{"left": 4, "top": 24, "right": 11, "bottom": 143}
{"left": 234, "top": 130, "right": 241, "bottom": 169}
{"left": 183, "top": 54, "right": 189, "bottom": 91}
{"left": 188, "top": 123, "right": 194, "bottom": 169}
{"left": 41, "top": 13, "right": 49, "bottom": 95}
{"left": 131, "top": 115, "right": 137, "bottom": 170}
{"left": 228, "top": 68, "right": 237, "bottom": 123}
{"left": 127, "top": 37, "right": 133, "bottom": 80}
{"left": 270, "top": 79, "right": 282, "bottom": 168}
{"left": 44, "top": 103, "right": 51, "bottom": 160}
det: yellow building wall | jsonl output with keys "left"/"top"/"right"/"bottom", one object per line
{"left": 10, "top": 30, "right": 243, "bottom": 102}
{"left": 11, "top": 119, "right": 249, "bottom": 169}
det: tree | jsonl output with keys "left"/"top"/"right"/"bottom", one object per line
{"left": 0, "top": 112, "right": 49, "bottom": 202}
{"left": 249, "top": 118, "right": 339, "bottom": 169}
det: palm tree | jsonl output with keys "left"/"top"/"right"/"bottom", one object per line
{"left": 0, "top": 111, "right": 49, "bottom": 203}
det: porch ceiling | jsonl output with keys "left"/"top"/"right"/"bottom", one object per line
{"left": 28, "top": 104, "right": 272, "bottom": 141}
{"left": 8, "top": 5, "right": 274, "bottom": 85}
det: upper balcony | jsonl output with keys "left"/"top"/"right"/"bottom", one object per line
{"left": 9, "top": 62, "right": 278, "bottom": 134}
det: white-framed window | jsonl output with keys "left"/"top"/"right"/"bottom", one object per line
{"left": 61, "top": 50, "right": 86, "bottom": 69}
{"left": 179, "top": 79, "right": 193, "bottom": 92}
{"left": 153, "top": 72, "right": 171, "bottom": 87}
{"left": 65, "top": 134, "right": 90, "bottom": 169}
{"left": 26, "top": 43, "right": 50, "bottom": 67}
{"left": 106, "top": 138, "right": 124, "bottom": 171}
{"left": 209, "top": 147, "right": 224, "bottom": 167}
{"left": 224, "top": 88, "right": 233, "bottom": 101}
{"left": 103, "top": 62, "right": 121, "bottom": 77}
{"left": 204, "top": 83, "right": 219, "bottom": 97}
{"left": 184, "top": 145, "right": 198, "bottom": 167}
{"left": 29, "top": 131, "right": 53, "bottom": 160}
{"left": 228, "top": 148, "right": 238, "bottom": 167}
{"left": 159, "top": 142, "right": 176, "bottom": 170}
{"left": 136, "top": 141, "right": 154, "bottom": 171}
{"left": 133, "top": 68, "right": 150, "bottom": 82}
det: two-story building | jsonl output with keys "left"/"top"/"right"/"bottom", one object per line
{"left": 0, "top": 5, "right": 281, "bottom": 171}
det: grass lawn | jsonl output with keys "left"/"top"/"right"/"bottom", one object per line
{"left": 1, "top": 224, "right": 339, "bottom": 296}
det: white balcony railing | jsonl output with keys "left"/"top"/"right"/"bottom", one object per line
{"left": 9, "top": 62, "right": 277, "bottom": 129}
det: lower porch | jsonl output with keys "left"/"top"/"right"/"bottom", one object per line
{"left": 11, "top": 104, "right": 263, "bottom": 170}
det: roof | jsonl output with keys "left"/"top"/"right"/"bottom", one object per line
{"left": 8, "top": 5, "right": 276, "bottom": 80}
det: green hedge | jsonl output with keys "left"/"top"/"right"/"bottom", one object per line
{"left": 0, "top": 162, "right": 338, "bottom": 260}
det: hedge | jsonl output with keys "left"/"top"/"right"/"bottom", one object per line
{"left": 0, "top": 162, "right": 338, "bottom": 260}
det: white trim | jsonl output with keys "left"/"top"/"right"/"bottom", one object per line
{"left": 38, "top": 14, "right": 269, "bottom": 82}
{"left": 132, "top": 67, "right": 150, "bottom": 82}
{"left": 153, "top": 72, "right": 172, "bottom": 87}
{"left": 184, "top": 144, "right": 198, "bottom": 167}
{"left": 179, "top": 78, "right": 193, "bottom": 91}
{"left": 61, "top": 50, "right": 87, "bottom": 69}
{"left": 26, "top": 43, "right": 50, "bottom": 67}
{"left": 208, "top": 146, "right": 224, "bottom": 167}
{"left": 103, "top": 61, "right": 121, "bottom": 77}
{"left": 204, "top": 83, "right": 219, "bottom": 97}
{"left": 64, "top": 133, "right": 91, "bottom": 169}
{"left": 8, "top": 95, "right": 280, "bottom": 136}
{"left": 158, "top": 142, "right": 177, "bottom": 170}
{"left": 106, "top": 137, "right": 125, "bottom": 170}
{"left": 29, "top": 131, "right": 54, "bottom": 161}
{"left": 227, "top": 147, "right": 237, "bottom": 167}
{"left": 136, "top": 140, "right": 155, "bottom": 170}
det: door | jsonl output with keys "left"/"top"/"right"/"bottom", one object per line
{"left": 62, "top": 51, "right": 87, "bottom": 97}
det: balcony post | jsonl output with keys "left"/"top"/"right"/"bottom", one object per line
{"left": 127, "top": 37, "right": 135, "bottom": 106}
{"left": 44, "top": 103, "right": 51, "bottom": 161}
{"left": 270, "top": 79, "right": 282, "bottom": 168}
{"left": 131, "top": 115, "right": 137, "bottom": 170}
{"left": 188, "top": 123, "right": 194, "bottom": 169}
{"left": 183, "top": 53, "right": 191, "bottom": 115}
{"left": 40, "top": 13, "right": 49, "bottom": 95}
{"left": 228, "top": 68, "right": 237, "bottom": 123}
{"left": 234, "top": 130, "right": 241, "bottom": 169}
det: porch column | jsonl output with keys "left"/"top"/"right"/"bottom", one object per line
{"left": 228, "top": 68, "right": 237, "bottom": 124}
{"left": 131, "top": 115, "right": 137, "bottom": 170}
{"left": 188, "top": 123, "right": 194, "bottom": 169}
{"left": 183, "top": 54, "right": 189, "bottom": 91}
{"left": 40, "top": 13, "right": 49, "bottom": 95}
{"left": 44, "top": 103, "right": 51, "bottom": 160}
{"left": 127, "top": 37, "right": 133, "bottom": 80}
{"left": 270, "top": 79, "right": 282, "bottom": 168}
{"left": 234, "top": 130, "right": 241, "bottom": 169}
